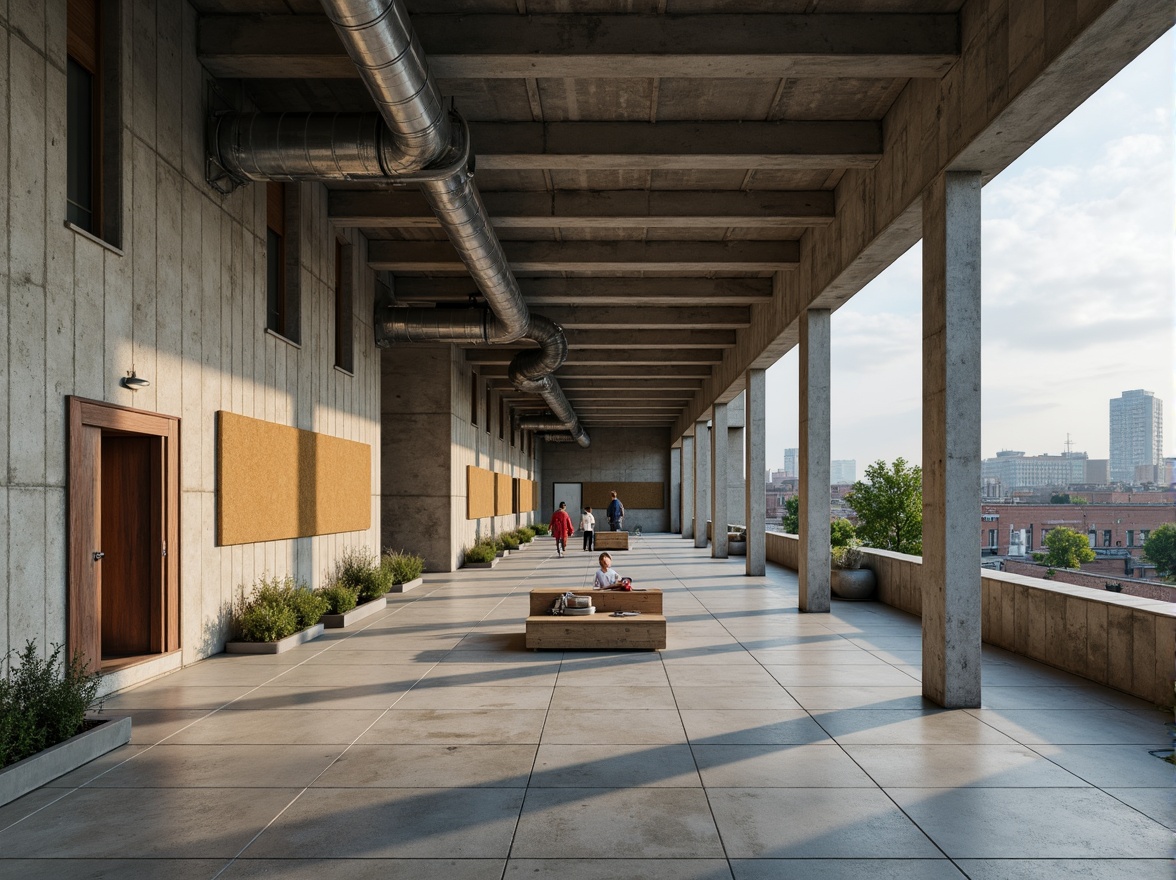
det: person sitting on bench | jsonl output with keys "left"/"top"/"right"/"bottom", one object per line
{"left": 594, "top": 552, "right": 620, "bottom": 588}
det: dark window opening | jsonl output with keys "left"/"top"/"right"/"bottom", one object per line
{"left": 499, "top": 397, "right": 505, "bottom": 440}
{"left": 471, "top": 373, "right": 479, "bottom": 426}
{"left": 334, "top": 238, "right": 354, "bottom": 373}
{"left": 265, "top": 182, "right": 300, "bottom": 343}
{"left": 1102, "top": 530, "right": 1112, "bottom": 548}
{"left": 67, "top": 0, "right": 118, "bottom": 241}
{"left": 485, "top": 386, "right": 492, "bottom": 435}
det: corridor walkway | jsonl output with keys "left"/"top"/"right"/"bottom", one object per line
{"left": 0, "top": 534, "right": 1171, "bottom": 879}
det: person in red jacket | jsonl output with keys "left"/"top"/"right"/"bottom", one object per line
{"left": 549, "top": 501, "right": 575, "bottom": 558}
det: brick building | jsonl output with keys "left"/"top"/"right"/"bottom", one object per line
{"left": 980, "top": 502, "right": 1176, "bottom": 556}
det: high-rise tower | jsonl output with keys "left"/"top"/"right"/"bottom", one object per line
{"left": 1109, "top": 390, "right": 1164, "bottom": 482}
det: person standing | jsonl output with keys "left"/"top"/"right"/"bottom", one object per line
{"left": 550, "top": 501, "right": 574, "bottom": 558}
{"left": 580, "top": 507, "right": 596, "bottom": 551}
{"left": 606, "top": 491, "right": 625, "bottom": 532}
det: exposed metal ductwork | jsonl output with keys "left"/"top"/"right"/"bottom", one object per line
{"left": 207, "top": 0, "right": 588, "bottom": 446}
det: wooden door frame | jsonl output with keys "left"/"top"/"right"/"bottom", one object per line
{"left": 67, "top": 397, "right": 181, "bottom": 669}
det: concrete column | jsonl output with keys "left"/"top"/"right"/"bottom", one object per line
{"left": 681, "top": 435, "right": 695, "bottom": 539}
{"left": 693, "top": 420, "right": 710, "bottom": 549}
{"left": 670, "top": 445, "right": 682, "bottom": 533}
{"left": 798, "top": 309, "right": 831, "bottom": 612}
{"left": 745, "top": 368, "right": 767, "bottom": 576}
{"left": 711, "top": 402, "right": 729, "bottom": 558}
{"left": 922, "top": 171, "right": 982, "bottom": 709}
{"left": 727, "top": 392, "right": 746, "bottom": 524}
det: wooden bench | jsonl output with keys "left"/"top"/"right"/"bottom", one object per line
{"left": 594, "top": 531, "right": 630, "bottom": 550}
{"left": 526, "top": 587, "right": 665, "bottom": 650}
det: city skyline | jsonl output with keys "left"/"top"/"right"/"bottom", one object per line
{"left": 764, "top": 31, "right": 1174, "bottom": 473}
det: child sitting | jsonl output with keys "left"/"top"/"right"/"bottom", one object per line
{"left": 593, "top": 552, "right": 620, "bottom": 589}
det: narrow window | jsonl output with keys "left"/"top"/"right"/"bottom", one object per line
{"left": 67, "top": 0, "right": 120, "bottom": 242}
{"left": 1102, "top": 530, "right": 1111, "bottom": 548}
{"left": 470, "top": 373, "right": 478, "bottom": 426}
{"left": 334, "top": 238, "right": 354, "bottom": 373}
{"left": 1127, "top": 530, "right": 1135, "bottom": 547}
{"left": 485, "top": 386, "right": 492, "bottom": 435}
{"left": 266, "top": 183, "right": 286, "bottom": 335}
{"left": 1141, "top": 530, "right": 1150, "bottom": 543}
{"left": 499, "top": 397, "right": 505, "bottom": 440}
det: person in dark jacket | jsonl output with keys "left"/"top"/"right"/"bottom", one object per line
{"left": 549, "top": 501, "right": 574, "bottom": 557}
{"left": 606, "top": 491, "right": 625, "bottom": 531}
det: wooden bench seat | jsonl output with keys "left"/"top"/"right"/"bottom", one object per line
{"left": 594, "top": 531, "right": 630, "bottom": 550}
{"left": 526, "top": 587, "right": 665, "bottom": 650}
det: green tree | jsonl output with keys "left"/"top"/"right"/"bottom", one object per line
{"left": 844, "top": 458, "right": 923, "bottom": 555}
{"left": 782, "top": 495, "right": 799, "bottom": 534}
{"left": 1033, "top": 526, "right": 1096, "bottom": 569}
{"left": 830, "top": 517, "right": 856, "bottom": 547}
{"left": 1142, "top": 523, "right": 1176, "bottom": 579}
{"left": 1050, "top": 493, "right": 1070, "bottom": 504}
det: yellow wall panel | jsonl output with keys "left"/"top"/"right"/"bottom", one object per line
{"left": 495, "top": 472, "right": 514, "bottom": 515}
{"left": 467, "top": 466, "right": 496, "bottom": 519}
{"left": 217, "top": 412, "right": 371, "bottom": 546}
{"left": 583, "top": 481, "right": 665, "bottom": 510}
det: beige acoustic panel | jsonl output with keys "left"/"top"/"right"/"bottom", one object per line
{"left": 467, "top": 465, "right": 496, "bottom": 519}
{"left": 583, "top": 481, "right": 665, "bottom": 510}
{"left": 514, "top": 477, "right": 535, "bottom": 513}
{"left": 495, "top": 472, "right": 514, "bottom": 515}
{"left": 217, "top": 411, "right": 371, "bottom": 546}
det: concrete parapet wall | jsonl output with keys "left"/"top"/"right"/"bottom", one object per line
{"left": 1002, "top": 560, "right": 1176, "bottom": 603}
{"left": 764, "top": 532, "right": 1175, "bottom": 708}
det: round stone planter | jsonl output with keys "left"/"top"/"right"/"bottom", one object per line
{"left": 831, "top": 567, "right": 877, "bottom": 601}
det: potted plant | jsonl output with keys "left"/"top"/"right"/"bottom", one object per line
{"left": 728, "top": 526, "right": 747, "bottom": 555}
{"left": 320, "top": 548, "right": 392, "bottom": 627}
{"left": 382, "top": 549, "right": 425, "bottom": 593}
{"left": 830, "top": 537, "right": 876, "bottom": 601}
{"left": 532, "top": 522, "right": 550, "bottom": 537}
{"left": 226, "top": 575, "right": 330, "bottom": 653}
{"left": 0, "top": 641, "right": 130, "bottom": 807}
{"left": 463, "top": 538, "right": 500, "bottom": 569}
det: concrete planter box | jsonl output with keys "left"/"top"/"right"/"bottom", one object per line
{"left": 320, "top": 596, "right": 387, "bottom": 628}
{"left": 0, "top": 714, "right": 131, "bottom": 807}
{"left": 464, "top": 557, "right": 500, "bottom": 569}
{"left": 387, "top": 576, "right": 423, "bottom": 594}
{"left": 226, "top": 623, "right": 326, "bottom": 654}
{"left": 832, "top": 568, "right": 877, "bottom": 601}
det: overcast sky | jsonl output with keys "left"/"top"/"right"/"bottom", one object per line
{"left": 764, "top": 30, "right": 1175, "bottom": 473}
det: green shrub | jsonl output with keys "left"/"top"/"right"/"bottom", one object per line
{"left": 500, "top": 532, "right": 520, "bottom": 550}
{"left": 464, "top": 539, "right": 499, "bottom": 564}
{"left": 831, "top": 538, "right": 864, "bottom": 571}
{"left": 517, "top": 526, "right": 536, "bottom": 542}
{"left": 382, "top": 549, "right": 425, "bottom": 585}
{"left": 334, "top": 547, "right": 393, "bottom": 603}
{"left": 533, "top": 522, "right": 550, "bottom": 536}
{"left": 0, "top": 641, "right": 103, "bottom": 769}
{"left": 233, "top": 574, "right": 327, "bottom": 642}
{"left": 830, "top": 518, "right": 856, "bottom": 548}
{"left": 319, "top": 583, "right": 359, "bottom": 615}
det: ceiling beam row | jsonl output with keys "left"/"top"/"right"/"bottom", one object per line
{"left": 392, "top": 277, "right": 772, "bottom": 306}
{"left": 199, "top": 14, "right": 959, "bottom": 80}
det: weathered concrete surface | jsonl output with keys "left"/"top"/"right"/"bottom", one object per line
{"left": 681, "top": 435, "right": 695, "bottom": 539}
{"left": 669, "top": 444, "right": 682, "bottom": 533}
{"left": 921, "top": 171, "right": 982, "bottom": 709}
{"left": 0, "top": 715, "right": 131, "bottom": 808}
{"left": 798, "top": 309, "right": 831, "bottom": 613}
{"left": 745, "top": 369, "right": 767, "bottom": 576}
{"left": 710, "top": 402, "right": 728, "bottom": 559}
{"left": 693, "top": 421, "right": 710, "bottom": 549}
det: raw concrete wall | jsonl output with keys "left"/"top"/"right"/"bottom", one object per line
{"left": 380, "top": 346, "right": 539, "bottom": 572}
{"left": 540, "top": 427, "right": 671, "bottom": 533}
{"left": 450, "top": 350, "right": 539, "bottom": 571}
{"left": 0, "top": 1, "right": 381, "bottom": 665}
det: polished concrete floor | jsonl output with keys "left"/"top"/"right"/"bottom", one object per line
{"left": 1, "top": 534, "right": 1172, "bottom": 879}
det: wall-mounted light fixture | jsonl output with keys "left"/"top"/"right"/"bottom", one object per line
{"left": 120, "top": 368, "right": 150, "bottom": 391}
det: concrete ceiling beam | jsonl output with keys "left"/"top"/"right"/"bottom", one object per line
{"left": 368, "top": 240, "right": 796, "bottom": 272}
{"left": 466, "top": 122, "right": 880, "bottom": 170}
{"left": 330, "top": 190, "right": 835, "bottom": 229}
{"left": 474, "top": 364, "right": 714, "bottom": 379}
{"left": 539, "top": 306, "right": 750, "bottom": 330}
{"left": 464, "top": 349, "right": 726, "bottom": 365}
{"left": 198, "top": 13, "right": 959, "bottom": 80}
{"left": 393, "top": 277, "right": 773, "bottom": 306}
{"left": 563, "top": 329, "right": 737, "bottom": 349}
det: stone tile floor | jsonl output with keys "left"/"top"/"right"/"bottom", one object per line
{"left": 1, "top": 534, "right": 1172, "bottom": 879}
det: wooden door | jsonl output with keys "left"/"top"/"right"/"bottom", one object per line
{"left": 68, "top": 397, "right": 180, "bottom": 671}
{"left": 99, "top": 434, "right": 159, "bottom": 657}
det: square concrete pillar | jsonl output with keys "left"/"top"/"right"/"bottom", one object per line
{"left": 799, "top": 309, "right": 831, "bottom": 612}
{"left": 693, "top": 420, "right": 710, "bottom": 548}
{"left": 681, "top": 435, "right": 695, "bottom": 539}
{"left": 711, "top": 402, "right": 729, "bottom": 559}
{"left": 670, "top": 445, "right": 682, "bottom": 533}
{"left": 745, "top": 368, "right": 767, "bottom": 576}
{"left": 922, "top": 171, "right": 982, "bottom": 708}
